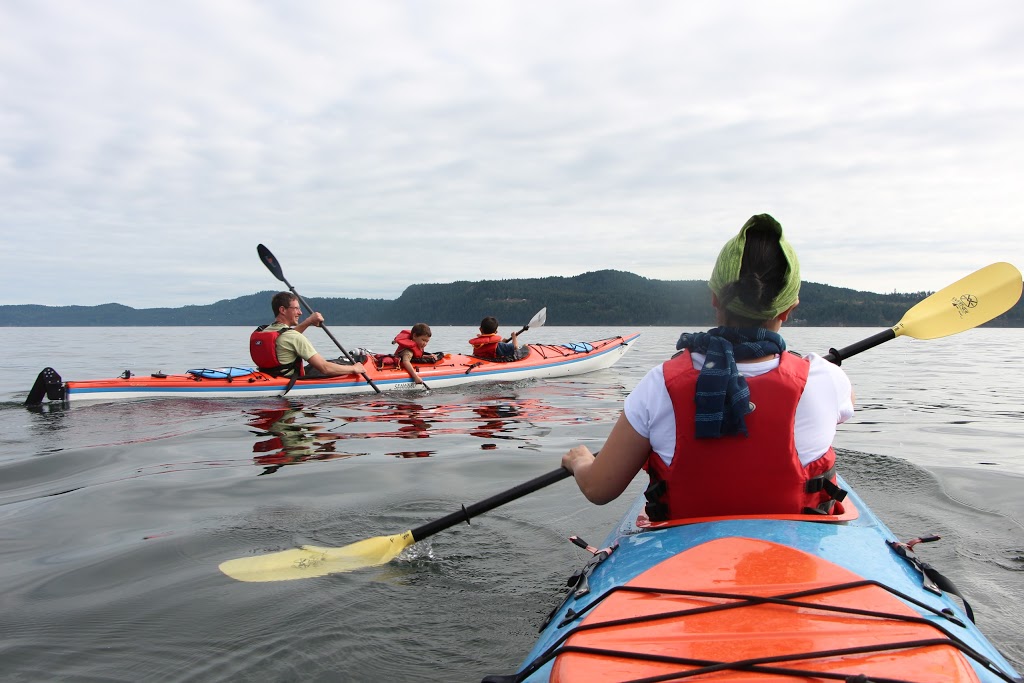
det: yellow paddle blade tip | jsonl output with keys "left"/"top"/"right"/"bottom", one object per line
{"left": 894, "top": 262, "right": 1022, "bottom": 340}
{"left": 219, "top": 530, "right": 416, "bottom": 583}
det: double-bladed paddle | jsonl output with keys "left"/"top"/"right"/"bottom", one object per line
{"left": 257, "top": 244, "right": 381, "bottom": 394}
{"left": 220, "top": 261, "right": 1021, "bottom": 582}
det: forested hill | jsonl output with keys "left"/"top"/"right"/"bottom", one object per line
{"left": 3, "top": 269, "right": 1023, "bottom": 327}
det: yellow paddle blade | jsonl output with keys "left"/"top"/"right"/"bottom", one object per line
{"left": 894, "top": 262, "right": 1022, "bottom": 340}
{"left": 219, "top": 530, "right": 415, "bottom": 582}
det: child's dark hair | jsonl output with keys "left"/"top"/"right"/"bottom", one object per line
{"left": 717, "top": 227, "right": 788, "bottom": 326}
{"left": 479, "top": 316, "right": 498, "bottom": 334}
{"left": 411, "top": 322, "right": 432, "bottom": 337}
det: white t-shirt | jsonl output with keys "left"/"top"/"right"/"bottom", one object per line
{"left": 624, "top": 351, "right": 854, "bottom": 467}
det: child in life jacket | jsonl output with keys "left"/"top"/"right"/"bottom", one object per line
{"left": 469, "top": 317, "right": 520, "bottom": 360}
{"left": 392, "top": 323, "right": 433, "bottom": 385}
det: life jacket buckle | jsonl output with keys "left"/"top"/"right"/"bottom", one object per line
{"left": 805, "top": 466, "right": 848, "bottom": 502}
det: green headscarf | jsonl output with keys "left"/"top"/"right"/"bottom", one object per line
{"left": 708, "top": 214, "right": 801, "bottom": 321}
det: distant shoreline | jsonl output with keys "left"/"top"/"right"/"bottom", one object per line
{"left": 3, "top": 270, "right": 1023, "bottom": 327}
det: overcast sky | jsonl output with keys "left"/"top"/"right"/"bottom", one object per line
{"left": 3, "top": 1, "right": 1023, "bottom": 309}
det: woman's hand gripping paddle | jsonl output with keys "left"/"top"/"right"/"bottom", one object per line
{"left": 220, "top": 262, "right": 1021, "bottom": 582}
{"left": 257, "top": 244, "right": 381, "bottom": 394}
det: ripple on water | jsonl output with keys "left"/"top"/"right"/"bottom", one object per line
{"left": 2, "top": 327, "right": 1023, "bottom": 679}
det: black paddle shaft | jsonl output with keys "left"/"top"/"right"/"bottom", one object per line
{"left": 509, "top": 320, "right": 533, "bottom": 338}
{"left": 410, "top": 467, "right": 572, "bottom": 542}
{"left": 257, "top": 244, "right": 381, "bottom": 393}
{"left": 509, "top": 308, "right": 546, "bottom": 340}
{"left": 411, "top": 326, "right": 908, "bottom": 543}
{"left": 824, "top": 328, "right": 897, "bottom": 365}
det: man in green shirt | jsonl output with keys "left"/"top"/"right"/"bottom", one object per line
{"left": 264, "top": 292, "right": 365, "bottom": 378}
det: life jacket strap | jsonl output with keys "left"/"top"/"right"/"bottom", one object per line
{"left": 801, "top": 465, "right": 848, "bottom": 515}
{"left": 643, "top": 477, "right": 669, "bottom": 522}
{"left": 804, "top": 465, "right": 848, "bottom": 501}
{"left": 803, "top": 499, "right": 837, "bottom": 515}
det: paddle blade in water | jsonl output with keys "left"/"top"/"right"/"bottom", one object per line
{"left": 895, "top": 262, "right": 1022, "bottom": 340}
{"left": 219, "top": 531, "right": 415, "bottom": 582}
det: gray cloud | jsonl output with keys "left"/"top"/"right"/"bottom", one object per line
{"left": 2, "top": 0, "right": 1023, "bottom": 307}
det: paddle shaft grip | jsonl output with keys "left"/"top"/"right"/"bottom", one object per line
{"left": 824, "top": 328, "right": 896, "bottom": 365}
{"left": 410, "top": 467, "right": 572, "bottom": 542}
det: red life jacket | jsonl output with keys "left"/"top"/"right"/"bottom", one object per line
{"left": 392, "top": 329, "right": 423, "bottom": 358}
{"left": 469, "top": 333, "right": 502, "bottom": 359}
{"left": 643, "top": 350, "right": 845, "bottom": 521}
{"left": 249, "top": 326, "right": 304, "bottom": 377}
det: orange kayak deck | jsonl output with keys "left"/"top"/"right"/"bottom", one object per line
{"left": 551, "top": 537, "right": 980, "bottom": 682}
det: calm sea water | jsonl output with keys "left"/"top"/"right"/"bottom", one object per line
{"left": 1, "top": 325, "right": 1022, "bottom": 681}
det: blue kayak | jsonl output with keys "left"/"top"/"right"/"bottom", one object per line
{"left": 485, "top": 476, "right": 1021, "bottom": 683}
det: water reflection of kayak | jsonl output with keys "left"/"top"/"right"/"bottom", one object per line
{"left": 485, "top": 476, "right": 1022, "bottom": 683}
{"left": 26, "top": 334, "right": 639, "bottom": 405}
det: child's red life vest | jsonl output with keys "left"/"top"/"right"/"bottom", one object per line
{"left": 643, "top": 350, "right": 845, "bottom": 521}
{"left": 392, "top": 329, "right": 423, "bottom": 358}
{"left": 249, "top": 326, "right": 304, "bottom": 377}
{"left": 469, "top": 333, "right": 502, "bottom": 359}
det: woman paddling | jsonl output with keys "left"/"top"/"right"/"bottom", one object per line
{"left": 562, "top": 214, "right": 856, "bottom": 520}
